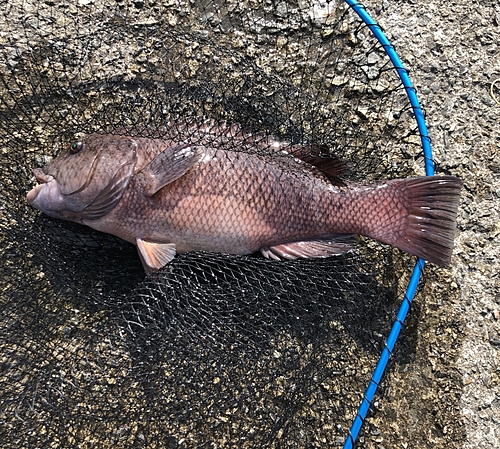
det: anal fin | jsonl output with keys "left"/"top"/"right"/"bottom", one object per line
{"left": 136, "top": 238, "right": 176, "bottom": 275}
{"left": 260, "top": 234, "right": 358, "bottom": 261}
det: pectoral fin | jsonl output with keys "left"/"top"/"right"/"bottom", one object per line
{"left": 260, "top": 234, "right": 358, "bottom": 260}
{"left": 136, "top": 238, "right": 177, "bottom": 275}
{"left": 139, "top": 143, "right": 202, "bottom": 196}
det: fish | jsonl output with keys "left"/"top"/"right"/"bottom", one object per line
{"left": 26, "top": 118, "right": 463, "bottom": 275}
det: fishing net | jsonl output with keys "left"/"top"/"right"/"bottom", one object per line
{"left": 1, "top": 1, "right": 428, "bottom": 447}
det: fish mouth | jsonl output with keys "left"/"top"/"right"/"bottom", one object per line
{"left": 32, "top": 167, "right": 54, "bottom": 184}
{"left": 27, "top": 168, "right": 53, "bottom": 202}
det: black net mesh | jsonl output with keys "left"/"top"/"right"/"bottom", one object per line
{"left": 1, "top": 1, "right": 426, "bottom": 447}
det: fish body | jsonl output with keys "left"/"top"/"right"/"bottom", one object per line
{"left": 27, "top": 119, "right": 463, "bottom": 274}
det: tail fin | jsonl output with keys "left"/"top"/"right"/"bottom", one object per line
{"left": 378, "top": 176, "right": 463, "bottom": 266}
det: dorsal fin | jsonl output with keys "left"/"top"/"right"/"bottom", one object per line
{"left": 289, "top": 145, "right": 351, "bottom": 185}
{"left": 115, "top": 119, "right": 350, "bottom": 185}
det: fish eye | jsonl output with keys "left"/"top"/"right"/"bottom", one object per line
{"left": 70, "top": 141, "right": 84, "bottom": 154}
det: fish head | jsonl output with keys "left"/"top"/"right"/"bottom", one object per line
{"left": 27, "top": 134, "right": 138, "bottom": 222}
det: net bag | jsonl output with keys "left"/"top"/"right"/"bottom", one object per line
{"left": 1, "top": 1, "right": 438, "bottom": 447}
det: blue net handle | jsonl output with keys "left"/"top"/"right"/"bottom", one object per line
{"left": 342, "top": 1, "right": 433, "bottom": 447}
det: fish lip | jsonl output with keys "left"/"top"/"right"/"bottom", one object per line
{"left": 32, "top": 167, "right": 55, "bottom": 184}
{"left": 27, "top": 168, "right": 55, "bottom": 204}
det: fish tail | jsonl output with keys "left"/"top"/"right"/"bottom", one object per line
{"left": 361, "top": 176, "right": 463, "bottom": 266}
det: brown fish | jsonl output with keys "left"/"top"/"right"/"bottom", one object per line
{"left": 27, "top": 119, "right": 463, "bottom": 274}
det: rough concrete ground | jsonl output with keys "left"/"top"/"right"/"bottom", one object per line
{"left": 371, "top": 1, "right": 500, "bottom": 447}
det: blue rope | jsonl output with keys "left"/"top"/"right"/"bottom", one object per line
{"left": 341, "top": 1, "right": 434, "bottom": 447}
